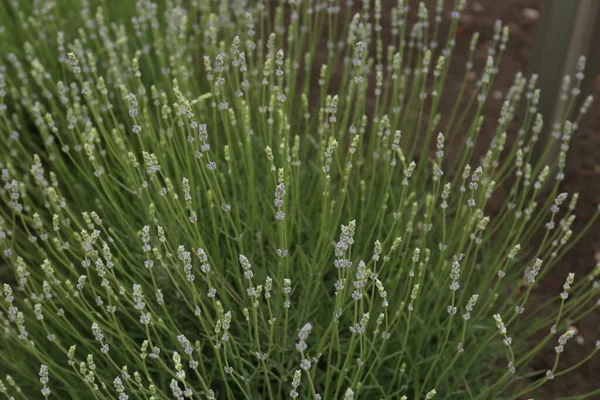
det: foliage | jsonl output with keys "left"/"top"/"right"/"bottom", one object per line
{"left": 0, "top": 0, "right": 599, "bottom": 399}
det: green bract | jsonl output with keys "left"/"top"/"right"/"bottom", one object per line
{"left": 0, "top": 0, "right": 598, "bottom": 399}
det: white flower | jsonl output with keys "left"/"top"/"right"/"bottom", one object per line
{"left": 299, "top": 359, "right": 311, "bottom": 370}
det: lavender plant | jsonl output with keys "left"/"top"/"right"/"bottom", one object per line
{"left": 0, "top": 0, "right": 599, "bottom": 399}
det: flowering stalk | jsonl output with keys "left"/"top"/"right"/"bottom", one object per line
{"left": 0, "top": 1, "right": 598, "bottom": 399}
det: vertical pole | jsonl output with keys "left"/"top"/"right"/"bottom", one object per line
{"left": 531, "top": 0, "right": 600, "bottom": 164}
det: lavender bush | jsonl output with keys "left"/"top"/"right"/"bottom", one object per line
{"left": 0, "top": 0, "right": 599, "bottom": 399}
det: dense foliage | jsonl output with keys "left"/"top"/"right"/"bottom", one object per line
{"left": 0, "top": 0, "right": 599, "bottom": 399}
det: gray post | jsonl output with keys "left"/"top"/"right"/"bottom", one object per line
{"left": 530, "top": 0, "right": 600, "bottom": 173}
{"left": 532, "top": 0, "right": 600, "bottom": 129}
